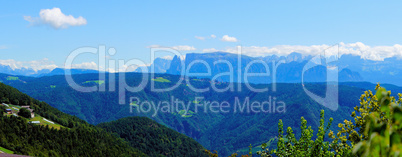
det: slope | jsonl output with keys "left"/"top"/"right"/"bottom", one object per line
{"left": 98, "top": 117, "right": 208, "bottom": 157}
{"left": 0, "top": 82, "right": 146, "bottom": 156}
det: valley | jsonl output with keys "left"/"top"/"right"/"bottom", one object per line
{"left": 2, "top": 2, "right": 402, "bottom": 156}
{"left": 1, "top": 72, "right": 391, "bottom": 156}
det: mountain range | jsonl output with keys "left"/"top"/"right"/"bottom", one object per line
{"left": 164, "top": 52, "right": 402, "bottom": 86}
{"left": 0, "top": 64, "right": 51, "bottom": 77}
{"left": 2, "top": 52, "right": 402, "bottom": 85}
{"left": 165, "top": 52, "right": 362, "bottom": 84}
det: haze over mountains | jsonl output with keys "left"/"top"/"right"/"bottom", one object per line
{"left": 1, "top": 51, "right": 401, "bottom": 85}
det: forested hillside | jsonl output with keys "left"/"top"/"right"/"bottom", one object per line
{"left": 0, "top": 82, "right": 145, "bottom": 156}
{"left": 98, "top": 117, "right": 208, "bottom": 157}
{"left": 0, "top": 82, "right": 86, "bottom": 128}
{"left": 0, "top": 73, "right": 386, "bottom": 156}
{"left": 0, "top": 82, "right": 208, "bottom": 156}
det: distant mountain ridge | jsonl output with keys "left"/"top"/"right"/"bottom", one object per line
{"left": 163, "top": 52, "right": 402, "bottom": 85}
{"left": 0, "top": 64, "right": 51, "bottom": 77}
{"left": 0, "top": 65, "right": 101, "bottom": 77}
{"left": 44, "top": 68, "right": 100, "bottom": 76}
{"left": 165, "top": 52, "right": 363, "bottom": 84}
{"left": 338, "top": 54, "right": 402, "bottom": 86}
{"left": 2, "top": 52, "right": 402, "bottom": 85}
{"left": 135, "top": 57, "right": 172, "bottom": 73}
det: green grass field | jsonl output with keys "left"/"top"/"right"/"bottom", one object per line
{"left": 29, "top": 116, "right": 64, "bottom": 130}
{"left": 130, "top": 102, "right": 139, "bottom": 107}
{"left": 6, "top": 76, "right": 19, "bottom": 81}
{"left": 4, "top": 104, "right": 63, "bottom": 129}
{"left": 83, "top": 80, "right": 105, "bottom": 85}
{"left": 0, "top": 146, "right": 14, "bottom": 154}
{"left": 152, "top": 77, "right": 171, "bottom": 83}
{"left": 177, "top": 110, "right": 195, "bottom": 118}
{"left": 6, "top": 104, "right": 20, "bottom": 113}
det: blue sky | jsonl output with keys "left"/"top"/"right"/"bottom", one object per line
{"left": 1, "top": 1, "right": 402, "bottom": 70}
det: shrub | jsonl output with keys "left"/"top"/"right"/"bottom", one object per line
{"left": 18, "top": 108, "right": 31, "bottom": 119}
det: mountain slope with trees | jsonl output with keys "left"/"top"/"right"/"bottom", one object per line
{"left": 0, "top": 82, "right": 208, "bottom": 156}
{"left": 98, "top": 117, "right": 208, "bottom": 157}
{"left": 0, "top": 82, "right": 146, "bottom": 156}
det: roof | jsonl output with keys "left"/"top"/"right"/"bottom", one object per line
{"left": 0, "top": 153, "right": 32, "bottom": 157}
{"left": 1, "top": 103, "right": 9, "bottom": 106}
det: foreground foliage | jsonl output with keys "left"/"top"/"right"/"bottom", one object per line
{"left": 256, "top": 110, "right": 334, "bottom": 156}
{"left": 350, "top": 85, "right": 402, "bottom": 156}
{"left": 207, "top": 84, "right": 402, "bottom": 156}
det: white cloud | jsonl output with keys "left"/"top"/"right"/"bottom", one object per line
{"left": 172, "top": 45, "right": 196, "bottom": 51}
{"left": 193, "top": 34, "right": 220, "bottom": 40}
{"left": 24, "top": 8, "right": 87, "bottom": 29}
{"left": 195, "top": 36, "right": 205, "bottom": 40}
{"left": 106, "top": 63, "right": 150, "bottom": 73}
{"left": 147, "top": 45, "right": 196, "bottom": 51}
{"left": 221, "top": 35, "right": 238, "bottom": 42}
{"left": 0, "top": 58, "right": 57, "bottom": 71}
{"left": 203, "top": 48, "right": 219, "bottom": 52}
{"left": 195, "top": 35, "right": 217, "bottom": 40}
{"left": 216, "top": 42, "right": 402, "bottom": 61}
{"left": 69, "top": 62, "right": 98, "bottom": 70}
{"left": 146, "top": 45, "right": 161, "bottom": 48}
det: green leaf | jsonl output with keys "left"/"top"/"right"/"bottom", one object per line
{"left": 262, "top": 143, "right": 267, "bottom": 149}
{"left": 380, "top": 103, "right": 390, "bottom": 113}
{"left": 376, "top": 87, "right": 386, "bottom": 101}
{"left": 391, "top": 133, "right": 401, "bottom": 146}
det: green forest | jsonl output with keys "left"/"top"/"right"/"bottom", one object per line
{"left": 1, "top": 73, "right": 402, "bottom": 156}
{"left": 0, "top": 82, "right": 208, "bottom": 157}
{"left": 98, "top": 117, "right": 207, "bottom": 157}
{"left": 0, "top": 73, "right": 385, "bottom": 156}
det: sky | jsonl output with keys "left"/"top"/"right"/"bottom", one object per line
{"left": 1, "top": 1, "right": 402, "bottom": 71}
